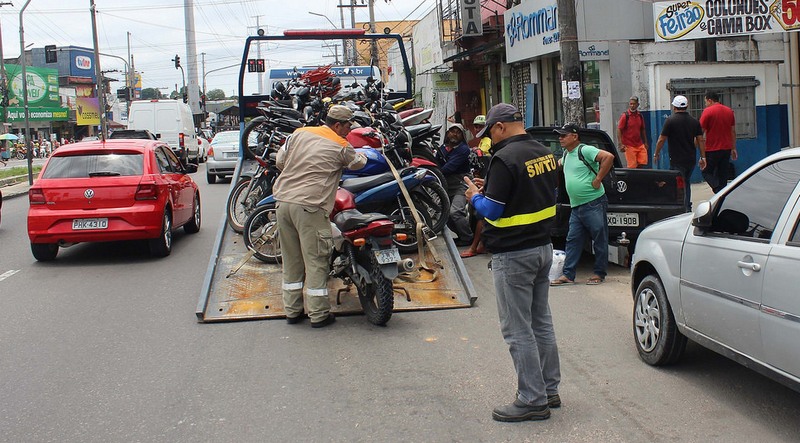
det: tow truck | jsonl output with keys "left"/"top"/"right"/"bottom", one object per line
{"left": 196, "top": 29, "right": 477, "bottom": 322}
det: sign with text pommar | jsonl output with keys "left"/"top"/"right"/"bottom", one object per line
{"left": 461, "top": 0, "right": 483, "bottom": 36}
{"left": 653, "top": 0, "right": 800, "bottom": 42}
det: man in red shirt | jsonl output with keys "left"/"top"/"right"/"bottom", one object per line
{"left": 699, "top": 91, "right": 737, "bottom": 193}
{"left": 616, "top": 96, "right": 649, "bottom": 168}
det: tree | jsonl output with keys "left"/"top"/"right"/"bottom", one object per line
{"left": 205, "top": 88, "right": 226, "bottom": 101}
{"left": 140, "top": 88, "right": 163, "bottom": 100}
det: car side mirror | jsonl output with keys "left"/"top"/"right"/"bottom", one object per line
{"left": 156, "top": 133, "right": 162, "bottom": 139}
{"left": 184, "top": 163, "right": 198, "bottom": 174}
{"left": 692, "top": 200, "right": 713, "bottom": 228}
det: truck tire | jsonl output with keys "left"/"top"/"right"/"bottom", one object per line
{"left": 633, "top": 275, "right": 686, "bottom": 366}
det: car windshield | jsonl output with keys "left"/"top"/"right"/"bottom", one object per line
{"left": 42, "top": 153, "right": 144, "bottom": 178}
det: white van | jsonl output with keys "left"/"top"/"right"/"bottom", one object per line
{"left": 128, "top": 99, "right": 201, "bottom": 164}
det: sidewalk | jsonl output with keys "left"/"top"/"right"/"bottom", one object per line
{"left": 1, "top": 179, "right": 34, "bottom": 199}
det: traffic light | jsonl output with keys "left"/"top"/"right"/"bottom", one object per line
{"left": 173, "top": 55, "right": 181, "bottom": 69}
{"left": 45, "top": 45, "right": 57, "bottom": 63}
{"left": 117, "top": 87, "right": 131, "bottom": 101}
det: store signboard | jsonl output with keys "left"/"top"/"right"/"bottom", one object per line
{"left": 6, "top": 107, "right": 69, "bottom": 122}
{"left": 504, "top": 0, "right": 560, "bottom": 63}
{"left": 462, "top": 0, "right": 483, "bottom": 36}
{"left": 578, "top": 41, "right": 610, "bottom": 61}
{"left": 432, "top": 72, "right": 459, "bottom": 91}
{"left": 653, "top": 0, "right": 800, "bottom": 42}
{"left": 69, "top": 48, "right": 97, "bottom": 81}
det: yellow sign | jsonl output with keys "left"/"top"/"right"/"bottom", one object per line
{"left": 76, "top": 97, "right": 100, "bottom": 125}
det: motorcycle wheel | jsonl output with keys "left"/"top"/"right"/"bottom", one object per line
{"left": 410, "top": 180, "right": 450, "bottom": 235}
{"left": 226, "top": 177, "right": 261, "bottom": 234}
{"left": 17, "top": 151, "right": 25, "bottom": 160}
{"left": 241, "top": 116, "right": 269, "bottom": 161}
{"left": 354, "top": 250, "right": 394, "bottom": 326}
{"left": 242, "top": 205, "right": 281, "bottom": 263}
{"left": 418, "top": 164, "right": 446, "bottom": 188}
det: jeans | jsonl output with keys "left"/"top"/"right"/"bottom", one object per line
{"left": 446, "top": 179, "right": 472, "bottom": 242}
{"left": 672, "top": 162, "right": 695, "bottom": 212}
{"left": 491, "top": 245, "right": 561, "bottom": 406}
{"left": 562, "top": 195, "right": 608, "bottom": 281}
{"left": 702, "top": 150, "right": 732, "bottom": 194}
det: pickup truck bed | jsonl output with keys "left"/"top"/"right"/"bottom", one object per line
{"left": 527, "top": 127, "right": 686, "bottom": 265}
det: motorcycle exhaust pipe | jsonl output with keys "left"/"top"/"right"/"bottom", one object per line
{"left": 398, "top": 258, "right": 415, "bottom": 273}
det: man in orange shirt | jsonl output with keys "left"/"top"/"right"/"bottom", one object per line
{"left": 699, "top": 91, "right": 737, "bottom": 193}
{"left": 616, "top": 96, "right": 649, "bottom": 169}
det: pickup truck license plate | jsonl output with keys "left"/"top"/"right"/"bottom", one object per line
{"left": 72, "top": 218, "right": 109, "bottom": 230}
{"left": 607, "top": 213, "right": 639, "bottom": 227}
{"left": 374, "top": 247, "right": 401, "bottom": 264}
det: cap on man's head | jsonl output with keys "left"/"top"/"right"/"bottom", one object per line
{"left": 476, "top": 103, "right": 523, "bottom": 138}
{"left": 553, "top": 123, "right": 580, "bottom": 135}
{"left": 473, "top": 114, "right": 486, "bottom": 126}
{"left": 671, "top": 95, "right": 688, "bottom": 108}
{"left": 327, "top": 105, "right": 354, "bottom": 122}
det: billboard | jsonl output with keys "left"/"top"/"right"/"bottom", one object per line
{"left": 4, "top": 64, "right": 60, "bottom": 107}
{"left": 76, "top": 97, "right": 100, "bottom": 125}
{"left": 653, "top": 0, "right": 800, "bottom": 42}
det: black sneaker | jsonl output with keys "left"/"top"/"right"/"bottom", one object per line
{"left": 311, "top": 313, "right": 336, "bottom": 329}
{"left": 492, "top": 399, "right": 550, "bottom": 422}
{"left": 286, "top": 312, "right": 306, "bottom": 325}
{"left": 547, "top": 393, "right": 561, "bottom": 408}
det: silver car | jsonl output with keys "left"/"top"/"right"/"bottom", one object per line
{"left": 206, "top": 130, "right": 255, "bottom": 184}
{"left": 631, "top": 147, "right": 800, "bottom": 392}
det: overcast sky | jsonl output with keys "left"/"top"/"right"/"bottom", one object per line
{"left": 0, "top": 0, "right": 434, "bottom": 96}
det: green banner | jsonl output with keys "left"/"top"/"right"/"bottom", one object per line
{"left": 6, "top": 107, "right": 70, "bottom": 122}
{"left": 4, "top": 64, "right": 61, "bottom": 108}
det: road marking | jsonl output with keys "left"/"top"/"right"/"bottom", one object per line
{"left": 0, "top": 270, "right": 21, "bottom": 282}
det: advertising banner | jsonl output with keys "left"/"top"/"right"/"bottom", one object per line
{"left": 69, "top": 48, "right": 96, "bottom": 81}
{"left": 4, "top": 64, "right": 60, "bottom": 108}
{"left": 5, "top": 107, "right": 69, "bottom": 122}
{"left": 653, "top": 0, "right": 800, "bottom": 42}
{"left": 76, "top": 97, "right": 100, "bottom": 125}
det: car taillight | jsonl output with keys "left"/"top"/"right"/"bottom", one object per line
{"left": 675, "top": 175, "right": 685, "bottom": 189}
{"left": 179, "top": 133, "right": 185, "bottom": 148}
{"left": 29, "top": 188, "right": 46, "bottom": 205}
{"left": 207, "top": 146, "right": 214, "bottom": 156}
{"left": 198, "top": 138, "right": 202, "bottom": 146}
{"left": 135, "top": 183, "right": 158, "bottom": 200}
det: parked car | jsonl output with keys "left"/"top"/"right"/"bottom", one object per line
{"left": 27, "top": 139, "right": 201, "bottom": 261}
{"left": 528, "top": 126, "right": 685, "bottom": 265}
{"left": 206, "top": 130, "right": 256, "bottom": 184}
{"left": 631, "top": 147, "right": 800, "bottom": 392}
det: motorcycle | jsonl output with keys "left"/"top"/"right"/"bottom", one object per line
{"left": 243, "top": 188, "right": 411, "bottom": 326}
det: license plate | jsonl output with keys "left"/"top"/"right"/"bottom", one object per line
{"left": 73, "top": 218, "right": 108, "bottom": 230}
{"left": 607, "top": 212, "right": 639, "bottom": 227}
{"left": 224, "top": 152, "right": 238, "bottom": 158}
{"left": 374, "top": 247, "right": 401, "bottom": 264}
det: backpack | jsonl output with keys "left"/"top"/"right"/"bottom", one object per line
{"left": 577, "top": 145, "right": 618, "bottom": 190}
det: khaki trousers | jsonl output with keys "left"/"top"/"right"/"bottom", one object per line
{"left": 276, "top": 202, "right": 333, "bottom": 322}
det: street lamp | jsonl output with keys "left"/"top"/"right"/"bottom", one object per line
{"left": 308, "top": 11, "right": 348, "bottom": 65}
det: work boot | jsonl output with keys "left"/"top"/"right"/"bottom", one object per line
{"left": 547, "top": 393, "right": 561, "bottom": 408}
{"left": 492, "top": 399, "right": 550, "bottom": 422}
{"left": 311, "top": 313, "right": 336, "bottom": 329}
{"left": 286, "top": 311, "right": 306, "bottom": 325}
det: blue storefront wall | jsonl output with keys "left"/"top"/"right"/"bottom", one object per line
{"left": 645, "top": 104, "right": 789, "bottom": 183}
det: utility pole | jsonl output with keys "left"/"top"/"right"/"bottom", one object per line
{"left": 0, "top": 2, "right": 13, "bottom": 136}
{"left": 19, "top": 0, "right": 35, "bottom": 184}
{"left": 557, "top": 0, "right": 584, "bottom": 126}
{"left": 368, "top": 0, "right": 378, "bottom": 67}
{"left": 321, "top": 43, "right": 340, "bottom": 65}
{"left": 90, "top": 0, "right": 107, "bottom": 140}
{"left": 338, "top": 0, "right": 365, "bottom": 65}
{"left": 338, "top": 0, "right": 348, "bottom": 65}
{"left": 126, "top": 31, "right": 132, "bottom": 117}
{"left": 184, "top": 0, "right": 202, "bottom": 118}
{"left": 200, "top": 52, "right": 206, "bottom": 117}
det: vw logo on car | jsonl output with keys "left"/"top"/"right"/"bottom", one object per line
{"left": 84, "top": 189, "right": 94, "bottom": 199}
{"left": 615, "top": 180, "right": 627, "bottom": 193}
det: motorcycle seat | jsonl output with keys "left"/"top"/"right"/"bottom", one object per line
{"left": 340, "top": 171, "right": 395, "bottom": 194}
{"left": 333, "top": 209, "right": 389, "bottom": 232}
{"left": 267, "top": 106, "right": 303, "bottom": 120}
{"left": 406, "top": 123, "right": 432, "bottom": 138}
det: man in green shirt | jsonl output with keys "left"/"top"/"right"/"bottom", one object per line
{"left": 550, "top": 124, "right": 615, "bottom": 286}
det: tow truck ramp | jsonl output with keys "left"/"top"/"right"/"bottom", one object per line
{"left": 196, "top": 207, "right": 477, "bottom": 322}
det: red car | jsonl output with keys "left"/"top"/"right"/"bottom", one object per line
{"left": 27, "top": 139, "right": 201, "bottom": 261}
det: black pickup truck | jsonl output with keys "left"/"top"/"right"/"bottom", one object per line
{"left": 527, "top": 127, "right": 686, "bottom": 265}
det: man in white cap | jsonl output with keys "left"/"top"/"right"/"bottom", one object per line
{"left": 273, "top": 105, "right": 367, "bottom": 328}
{"left": 654, "top": 95, "right": 706, "bottom": 211}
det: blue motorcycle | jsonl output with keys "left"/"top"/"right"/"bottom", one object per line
{"left": 241, "top": 149, "right": 449, "bottom": 263}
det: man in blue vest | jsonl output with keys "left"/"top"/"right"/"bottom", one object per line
{"left": 465, "top": 103, "right": 562, "bottom": 422}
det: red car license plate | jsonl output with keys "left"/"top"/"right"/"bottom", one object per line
{"left": 72, "top": 218, "right": 109, "bottom": 230}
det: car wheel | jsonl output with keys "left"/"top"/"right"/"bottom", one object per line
{"left": 184, "top": 193, "right": 201, "bottom": 234}
{"left": 149, "top": 210, "right": 173, "bottom": 257}
{"left": 633, "top": 275, "right": 687, "bottom": 366}
{"left": 206, "top": 170, "right": 217, "bottom": 184}
{"left": 31, "top": 243, "right": 58, "bottom": 261}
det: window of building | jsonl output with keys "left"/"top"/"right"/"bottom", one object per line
{"left": 669, "top": 76, "right": 758, "bottom": 139}
{"left": 582, "top": 61, "right": 601, "bottom": 128}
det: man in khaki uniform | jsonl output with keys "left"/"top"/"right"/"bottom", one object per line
{"left": 273, "top": 105, "right": 367, "bottom": 328}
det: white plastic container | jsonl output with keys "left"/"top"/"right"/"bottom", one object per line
{"left": 548, "top": 250, "right": 566, "bottom": 281}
